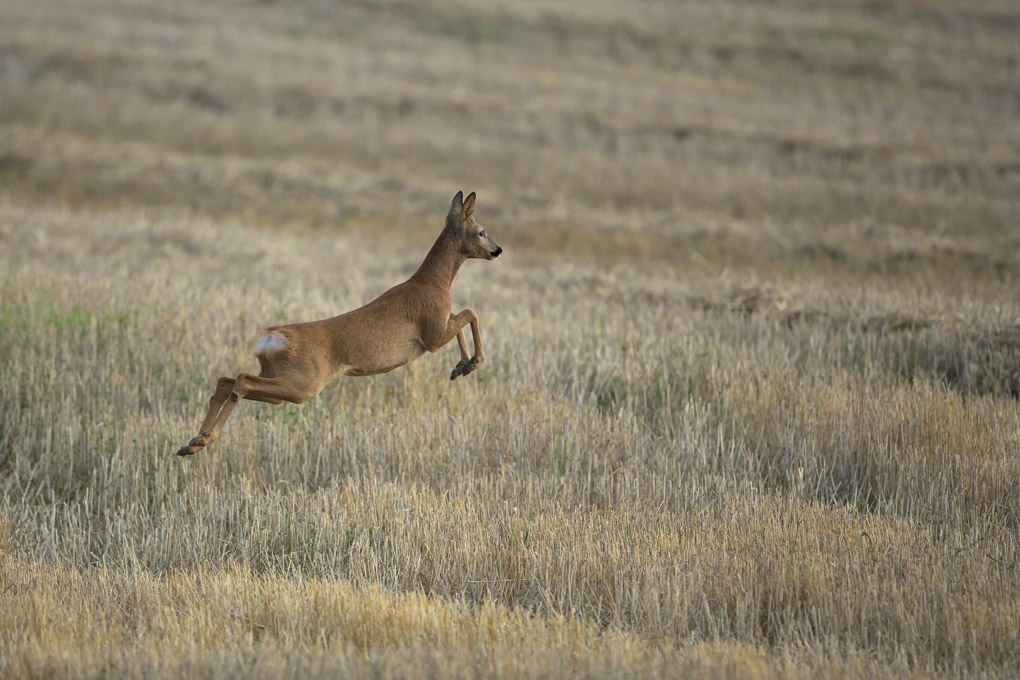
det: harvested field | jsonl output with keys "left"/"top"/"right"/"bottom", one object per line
{"left": 1, "top": 0, "right": 1019, "bottom": 677}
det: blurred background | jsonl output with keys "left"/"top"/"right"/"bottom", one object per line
{"left": 2, "top": 0, "right": 1016, "bottom": 273}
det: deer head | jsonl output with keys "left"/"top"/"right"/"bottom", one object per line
{"left": 448, "top": 191, "right": 502, "bottom": 260}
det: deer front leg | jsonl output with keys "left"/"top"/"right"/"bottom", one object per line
{"left": 450, "top": 328, "right": 473, "bottom": 380}
{"left": 444, "top": 309, "right": 486, "bottom": 381}
{"left": 455, "top": 326, "right": 471, "bottom": 362}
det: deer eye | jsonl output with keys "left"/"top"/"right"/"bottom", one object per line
{"left": 478, "top": 230, "right": 485, "bottom": 238}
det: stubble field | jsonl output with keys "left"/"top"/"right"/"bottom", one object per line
{"left": 1, "top": 0, "right": 1019, "bottom": 677}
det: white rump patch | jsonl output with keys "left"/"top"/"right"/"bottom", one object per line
{"left": 256, "top": 332, "right": 287, "bottom": 356}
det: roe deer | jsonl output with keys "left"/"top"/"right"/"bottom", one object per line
{"left": 175, "top": 191, "right": 501, "bottom": 457}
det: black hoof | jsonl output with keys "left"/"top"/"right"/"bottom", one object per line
{"left": 450, "top": 360, "right": 470, "bottom": 380}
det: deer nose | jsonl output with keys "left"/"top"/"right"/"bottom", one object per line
{"left": 492, "top": 246, "right": 503, "bottom": 258}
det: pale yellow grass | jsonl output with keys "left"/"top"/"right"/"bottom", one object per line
{"left": 2, "top": 556, "right": 914, "bottom": 679}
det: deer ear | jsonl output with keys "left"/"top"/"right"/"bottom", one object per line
{"left": 461, "top": 192, "right": 476, "bottom": 221}
{"left": 448, "top": 191, "right": 464, "bottom": 219}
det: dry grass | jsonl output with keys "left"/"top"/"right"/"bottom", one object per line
{"left": 1, "top": 0, "right": 1019, "bottom": 677}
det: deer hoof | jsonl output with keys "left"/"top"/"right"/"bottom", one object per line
{"left": 451, "top": 356, "right": 485, "bottom": 380}
{"left": 176, "top": 444, "right": 200, "bottom": 457}
{"left": 450, "top": 360, "right": 469, "bottom": 380}
{"left": 188, "top": 435, "right": 209, "bottom": 448}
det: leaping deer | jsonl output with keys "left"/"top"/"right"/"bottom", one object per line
{"left": 175, "top": 191, "right": 502, "bottom": 457}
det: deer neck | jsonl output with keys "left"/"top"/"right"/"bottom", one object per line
{"left": 411, "top": 229, "right": 465, "bottom": 291}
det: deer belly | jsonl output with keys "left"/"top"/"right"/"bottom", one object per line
{"left": 345, "top": 338, "right": 426, "bottom": 377}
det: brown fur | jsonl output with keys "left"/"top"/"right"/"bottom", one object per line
{"left": 175, "top": 191, "right": 501, "bottom": 457}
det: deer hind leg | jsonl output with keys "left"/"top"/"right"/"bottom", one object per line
{"left": 200, "top": 377, "right": 235, "bottom": 434}
{"left": 202, "top": 371, "right": 319, "bottom": 441}
{"left": 176, "top": 376, "right": 235, "bottom": 456}
{"left": 175, "top": 373, "right": 303, "bottom": 457}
